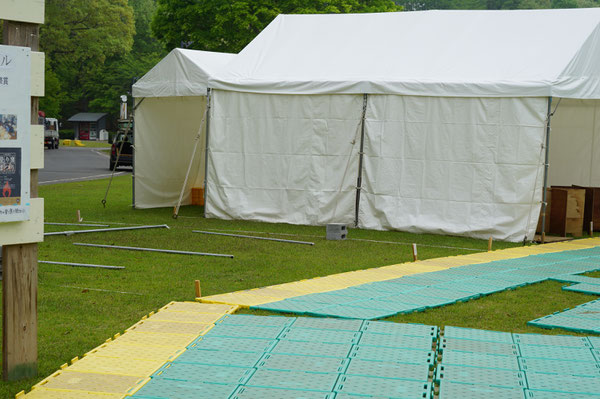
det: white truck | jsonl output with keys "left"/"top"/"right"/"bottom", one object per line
{"left": 38, "top": 111, "right": 59, "bottom": 149}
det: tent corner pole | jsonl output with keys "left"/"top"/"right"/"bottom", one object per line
{"left": 354, "top": 94, "right": 368, "bottom": 228}
{"left": 203, "top": 88, "right": 212, "bottom": 219}
{"left": 540, "top": 96, "right": 553, "bottom": 244}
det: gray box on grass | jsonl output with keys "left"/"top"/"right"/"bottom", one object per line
{"left": 327, "top": 224, "right": 347, "bottom": 240}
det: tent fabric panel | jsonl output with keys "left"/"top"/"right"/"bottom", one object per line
{"left": 210, "top": 9, "right": 600, "bottom": 98}
{"left": 132, "top": 49, "right": 235, "bottom": 98}
{"left": 549, "top": 99, "right": 600, "bottom": 187}
{"left": 134, "top": 96, "right": 207, "bottom": 209}
{"left": 205, "top": 90, "right": 361, "bottom": 225}
{"left": 358, "top": 95, "right": 547, "bottom": 242}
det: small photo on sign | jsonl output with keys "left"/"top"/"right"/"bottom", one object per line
{"left": 0, "top": 114, "right": 17, "bottom": 140}
{"left": 0, "top": 148, "right": 21, "bottom": 206}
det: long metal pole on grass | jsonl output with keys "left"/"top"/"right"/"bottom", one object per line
{"left": 44, "top": 224, "right": 169, "bottom": 236}
{"left": 45, "top": 222, "right": 110, "bottom": 227}
{"left": 193, "top": 230, "right": 315, "bottom": 245}
{"left": 73, "top": 242, "right": 234, "bottom": 258}
{"left": 39, "top": 260, "right": 124, "bottom": 270}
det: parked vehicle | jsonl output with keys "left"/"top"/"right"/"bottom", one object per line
{"left": 110, "top": 127, "right": 133, "bottom": 170}
{"left": 38, "top": 111, "right": 59, "bottom": 149}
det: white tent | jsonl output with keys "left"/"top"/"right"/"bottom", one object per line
{"left": 199, "top": 9, "right": 600, "bottom": 242}
{"left": 199, "top": 9, "right": 600, "bottom": 241}
{"left": 132, "top": 48, "right": 235, "bottom": 209}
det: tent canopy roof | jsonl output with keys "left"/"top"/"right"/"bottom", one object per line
{"left": 210, "top": 9, "right": 600, "bottom": 98}
{"left": 133, "top": 48, "right": 235, "bottom": 98}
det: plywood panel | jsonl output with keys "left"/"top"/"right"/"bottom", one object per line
{"left": 0, "top": 198, "right": 44, "bottom": 245}
{"left": 0, "top": 0, "right": 45, "bottom": 24}
{"left": 30, "top": 124, "right": 43, "bottom": 170}
{"left": 30, "top": 51, "right": 44, "bottom": 97}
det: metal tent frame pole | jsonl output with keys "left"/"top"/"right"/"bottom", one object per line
{"left": 540, "top": 96, "right": 553, "bottom": 244}
{"left": 354, "top": 94, "right": 368, "bottom": 228}
{"left": 203, "top": 88, "right": 212, "bottom": 219}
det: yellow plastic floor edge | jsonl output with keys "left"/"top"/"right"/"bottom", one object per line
{"left": 198, "top": 237, "right": 600, "bottom": 307}
{"left": 17, "top": 302, "right": 238, "bottom": 399}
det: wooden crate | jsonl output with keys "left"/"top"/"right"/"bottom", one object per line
{"left": 191, "top": 187, "right": 204, "bottom": 206}
{"left": 573, "top": 186, "right": 600, "bottom": 232}
{"left": 548, "top": 187, "right": 586, "bottom": 237}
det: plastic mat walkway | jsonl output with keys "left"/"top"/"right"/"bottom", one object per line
{"left": 200, "top": 238, "right": 600, "bottom": 319}
{"left": 18, "top": 302, "right": 238, "bottom": 399}
{"left": 126, "top": 314, "right": 600, "bottom": 399}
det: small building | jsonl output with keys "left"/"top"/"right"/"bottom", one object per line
{"left": 67, "top": 113, "right": 108, "bottom": 140}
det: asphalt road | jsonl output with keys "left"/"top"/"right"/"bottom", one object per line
{"left": 39, "top": 146, "right": 130, "bottom": 185}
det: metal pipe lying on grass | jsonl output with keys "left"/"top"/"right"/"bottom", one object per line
{"left": 44, "top": 224, "right": 169, "bottom": 236}
{"left": 73, "top": 242, "right": 234, "bottom": 258}
{"left": 39, "top": 260, "right": 124, "bottom": 270}
{"left": 45, "top": 222, "right": 110, "bottom": 227}
{"left": 192, "top": 230, "right": 315, "bottom": 246}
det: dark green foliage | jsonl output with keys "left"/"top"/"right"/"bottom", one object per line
{"left": 40, "top": 0, "right": 165, "bottom": 122}
{"left": 152, "top": 0, "right": 402, "bottom": 53}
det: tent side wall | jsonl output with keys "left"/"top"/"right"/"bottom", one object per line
{"left": 134, "top": 96, "right": 207, "bottom": 209}
{"left": 206, "top": 90, "right": 547, "bottom": 241}
{"left": 549, "top": 99, "right": 600, "bottom": 187}
{"left": 359, "top": 95, "right": 547, "bottom": 242}
{"left": 205, "top": 90, "right": 362, "bottom": 225}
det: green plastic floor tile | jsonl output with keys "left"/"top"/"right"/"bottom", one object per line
{"left": 525, "top": 371, "right": 600, "bottom": 395}
{"left": 335, "top": 375, "right": 431, "bottom": 398}
{"left": 525, "top": 389, "right": 600, "bottom": 398}
{"left": 349, "top": 345, "right": 434, "bottom": 365}
{"left": 217, "top": 314, "right": 296, "bottom": 327}
{"left": 291, "top": 317, "right": 364, "bottom": 331}
{"left": 188, "top": 336, "right": 277, "bottom": 353}
{"left": 528, "top": 313, "right": 600, "bottom": 335}
{"left": 307, "top": 305, "right": 398, "bottom": 320}
{"left": 257, "top": 353, "right": 348, "bottom": 373}
{"left": 361, "top": 321, "right": 438, "bottom": 338}
{"left": 279, "top": 327, "right": 360, "bottom": 344}
{"left": 513, "top": 333, "right": 591, "bottom": 348}
{"left": 518, "top": 357, "right": 600, "bottom": 377}
{"left": 440, "top": 350, "right": 519, "bottom": 370}
{"left": 245, "top": 369, "right": 340, "bottom": 392}
{"left": 152, "top": 362, "right": 254, "bottom": 384}
{"left": 358, "top": 333, "right": 434, "bottom": 351}
{"left": 173, "top": 349, "right": 264, "bottom": 367}
{"left": 517, "top": 343, "right": 596, "bottom": 362}
{"left": 345, "top": 359, "right": 430, "bottom": 381}
{"left": 435, "top": 364, "right": 526, "bottom": 388}
{"left": 271, "top": 340, "right": 353, "bottom": 358}
{"left": 443, "top": 326, "right": 514, "bottom": 343}
{"left": 206, "top": 323, "right": 286, "bottom": 340}
{"left": 253, "top": 300, "right": 318, "bottom": 314}
{"left": 440, "top": 338, "right": 520, "bottom": 356}
{"left": 438, "top": 380, "right": 526, "bottom": 399}
{"left": 230, "top": 386, "right": 334, "bottom": 399}
{"left": 131, "top": 379, "right": 238, "bottom": 399}
{"left": 563, "top": 283, "right": 600, "bottom": 295}
{"left": 551, "top": 274, "right": 600, "bottom": 285}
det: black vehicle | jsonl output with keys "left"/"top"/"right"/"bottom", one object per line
{"left": 109, "top": 131, "right": 133, "bottom": 170}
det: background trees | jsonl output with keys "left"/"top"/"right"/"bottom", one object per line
{"left": 38, "top": 0, "right": 600, "bottom": 124}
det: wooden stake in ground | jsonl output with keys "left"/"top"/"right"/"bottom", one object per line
{"left": 488, "top": 237, "right": 493, "bottom": 252}
{"left": 412, "top": 243, "right": 418, "bottom": 261}
{"left": 195, "top": 280, "right": 201, "bottom": 298}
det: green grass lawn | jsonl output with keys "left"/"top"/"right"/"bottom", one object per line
{"left": 0, "top": 175, "right": 598, "bottom": 397}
